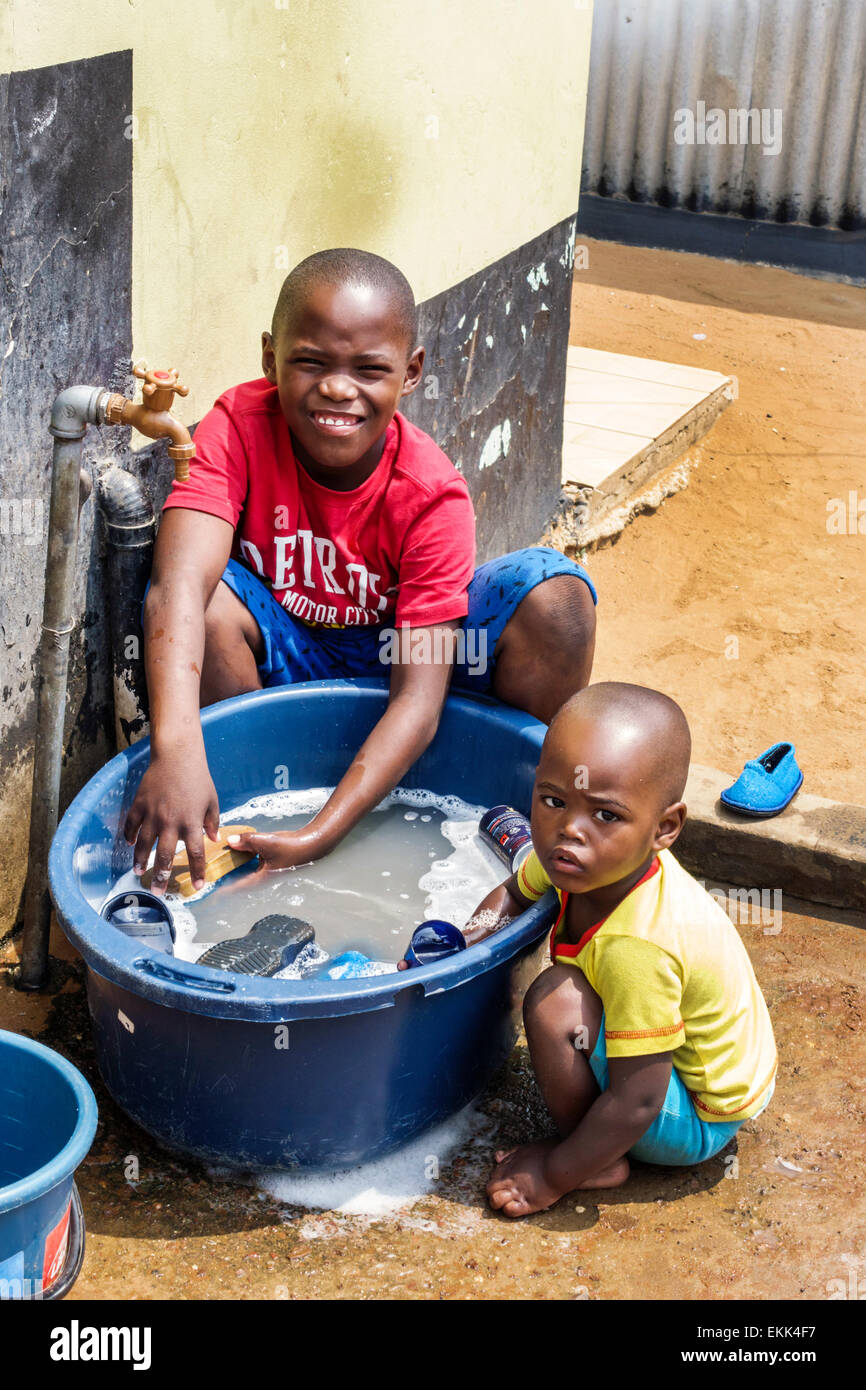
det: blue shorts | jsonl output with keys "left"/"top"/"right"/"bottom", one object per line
{"left": 588, "top": 1010, "right": 775, "bottom": 1167}
{"left": 141, "top": 546, "right": 597, "bottom": 696}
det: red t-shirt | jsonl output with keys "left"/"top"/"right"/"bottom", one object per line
{"left": 162, "top": 378, "right": 476, "bottom": 629}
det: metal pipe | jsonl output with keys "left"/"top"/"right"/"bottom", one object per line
{"left": 94, "top": 466, "right": 155, "bottom": 750}
{"left": 18, "top": 367, "right": 193, "bottom": 989}
{"left": 17, "top": 387, "right": 109, "bottom": 990}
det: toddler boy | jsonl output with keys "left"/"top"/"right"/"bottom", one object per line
{"left": 464, "top": 681, "right": 777, "bottom": 1217}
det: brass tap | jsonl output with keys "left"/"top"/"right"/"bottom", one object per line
{"left": 105, "top": 364, "right": 195, "bottom": 481}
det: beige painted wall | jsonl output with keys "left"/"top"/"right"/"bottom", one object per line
{"left": 3, "top": 0, "right": 592, "bottom": 423}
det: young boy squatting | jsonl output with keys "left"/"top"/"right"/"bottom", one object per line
{"left": 125, "top": 250, "right": 598, "bottom": 891}
{"left": 464, "top": 681, "right": 778, "bottom": 1218}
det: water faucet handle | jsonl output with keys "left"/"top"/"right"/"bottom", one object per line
{"left": 133, "top": 364, "right": 189, "bottom": 404}
{"left": 130, "top": 364, "right": 195, "bottom": 481}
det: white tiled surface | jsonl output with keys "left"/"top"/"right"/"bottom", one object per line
{"left": 563, "top": 346, "right": 731, "bottom": 488}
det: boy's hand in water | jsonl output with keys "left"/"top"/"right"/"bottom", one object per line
{"left": 124, "top": 747, "right": 221, "bottom": 895}
{"left": 225, "top": 827, "right": 323, "bottom": 876}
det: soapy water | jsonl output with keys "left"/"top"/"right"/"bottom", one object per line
{"left": 112, "top": 787, "right": 507, "bottom": 972}
{"left": 218, "top": 1103, "right": 497, "bottom": 1219}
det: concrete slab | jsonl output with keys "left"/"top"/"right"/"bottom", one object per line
{"left": 677, "top": 763, "right": 866, "bottom": 914}
{"left": 562, "top": 423, "right": 655, "bottom": 488}
{"left": 566, "top": 345, "right": 732, "bottom": 393}
{"left": 561, "top": 345, "right": 735, "bottom": 533}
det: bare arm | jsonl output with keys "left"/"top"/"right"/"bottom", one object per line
{"left": 544, "top": 1052, "right": 672, "bottom": 1191}
{"left": 461, "top": 874, "right": 535, "bottom": 947}
{"left": 123, "top": 508, "right": 234, "bottom": 892}
{"left": 394, "top": 872, "right": 533, "bottom": 969}
{"left": 229, "top": 620, "right": 463, "bottom": 875}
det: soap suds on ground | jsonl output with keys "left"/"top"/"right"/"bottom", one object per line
{"left": 254, "top": 1104, "right": 494, "bottom": 1219}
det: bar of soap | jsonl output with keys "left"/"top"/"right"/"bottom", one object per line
{"left": 141, "top": 824, "right": 258, "bottom": 897}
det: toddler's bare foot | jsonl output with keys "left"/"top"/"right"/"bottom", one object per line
{"left": 486, "top": 1140, "right": 566, "bottom": 1218}
{"left": 487, "top": 1144, "right": 631, "bottom": 1217}
{"left": 573, "top": 1155, "right": 630, "bottom": 1188}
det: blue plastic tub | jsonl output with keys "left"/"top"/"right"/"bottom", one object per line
{"left": 0, "top": 1030, "right": 97, "bottom": 1299}
{"left": 48, "top": 680, "right": 556, "bottom": 1171}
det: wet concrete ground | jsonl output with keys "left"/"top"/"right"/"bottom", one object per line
{"left": 1, "top": 888, "right": 863, "bottom": 1302}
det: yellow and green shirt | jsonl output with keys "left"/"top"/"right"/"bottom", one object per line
{"left": 518, "top": 847, "right": 777, "bottom": 1121}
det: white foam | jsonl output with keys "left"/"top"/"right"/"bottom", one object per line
{"left": 323, "top": 957, "right": 396, "bottom": 979}
{"left": 271, "top": 941, "right": 328, "bottom": 979}
{"left": 466, "top": 907, "right": 506, "bottom": 934}
{"left": 258, "top": 1104, "right": 488, "bottom": 1216}
{"left": 221, "top": 784, "right": 491, "bottom": 824}
{"left": 224, "top": 786, "right": 334, "bottom": 820}
{"left": 421, "top": 816, "right": 505, "bottom": 929}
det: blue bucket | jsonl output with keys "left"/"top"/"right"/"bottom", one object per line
{"left": 48, "top": 680, "right": 556, "bottom": 1171}
{"left": 0, "top": 1030, "right": 97, "bottom": 1300}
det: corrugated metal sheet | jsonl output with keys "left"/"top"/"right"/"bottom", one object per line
{"left": 583, "top": 0, "right": 866, "bottom": 229}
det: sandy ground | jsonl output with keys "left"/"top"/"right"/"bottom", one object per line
{"left": 2, "top": 886, "right": 864, "bottom": 1303}
{"left": 561, "top": 240, "right": 866, "bottom": 806}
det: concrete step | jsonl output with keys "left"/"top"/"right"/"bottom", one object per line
{"left": 560, "top": 346, "right": 735, "bottom": 543}
{"left": 677, "top": 763, "right": 866, "bottom": 915}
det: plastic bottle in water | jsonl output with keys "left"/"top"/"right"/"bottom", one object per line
{"left": 479, "top": 805, "right": 533, "bottom": 872}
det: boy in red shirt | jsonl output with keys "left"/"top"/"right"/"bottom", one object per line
{"left": 126, "top": 248, "right": 598, "bottom": 894}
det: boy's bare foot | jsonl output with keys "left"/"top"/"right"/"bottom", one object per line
{"left": 486, "top": 1141, "right": 630, "bottom": 1218}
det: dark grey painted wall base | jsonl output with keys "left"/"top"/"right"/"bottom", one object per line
{"left": 403, "top": 214, "right": 578, "bottom": 563}
{"left": 1, "top": 49, "right": 132, "bottom": 932}
{"left": 577, "top": 193, "right": 866, "bottom": 286}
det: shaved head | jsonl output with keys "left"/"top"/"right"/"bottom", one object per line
{"left": 547, "top": 682, "right": 691, "bottom": 812}
{"left": 271, "top": 248, "right": 417, "bottom": 357}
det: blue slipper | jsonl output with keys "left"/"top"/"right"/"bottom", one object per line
{"left": 720, "top": 743, "right": 803, "bottom": 817}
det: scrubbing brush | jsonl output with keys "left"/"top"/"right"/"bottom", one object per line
{"left": 140, "top": 824, "right": 257, "bottom": 897}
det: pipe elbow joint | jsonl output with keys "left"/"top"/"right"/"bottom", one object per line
{"left": 49, "top": 385, "right": 110, "bottom": 440}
